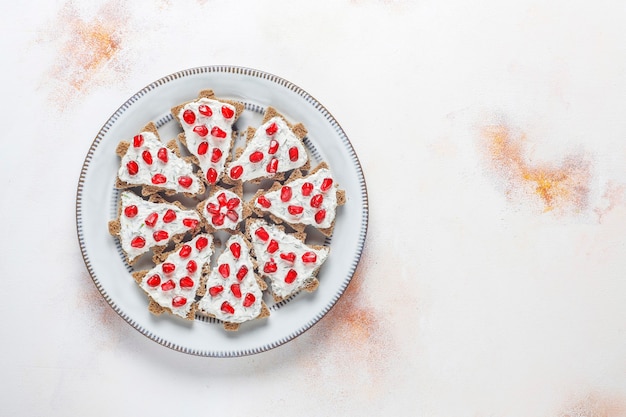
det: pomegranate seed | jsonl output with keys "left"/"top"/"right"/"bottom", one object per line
{"left": 153, "top": 230, "right": 169, "bottom": 242}
{"left": 157, "top": 147, "right": 168, "bottom": 163}
{"left": 218, "top": 264, "right": 230, "bottom": 278}
{"left": 196, "top": 237, "right": 209, "bottom": 251}
{"left": 198, "top": 104, "right": 212, "bottom": 116}
{"left": 162, "top": 263, "right": 176, "bottom": 273}
{"left": 249, "top": 151, "right": 264, "bottom": 163}
{"left": 211, "top": 148, "right": 222, "bottom": 163}
{"left": 182, "top": 109, "right": 196, "bottom": 124}
{"left": 183, "top": 218, "right": 199, "bottom": 228}
{"left": 211, "top": 126, "right": 227, "bottom": 138}
{"left": 142, "top": 150, "right": 153, "bottom": 165}
{"left": 230, "top": 283, "right": 241, "bottom": 298}
{"left": 133, "top": 134, "right": 144, "bottom": 148}
{"left": 151, "top": 174, "right": 167, "bottom": 184}
{"left": 124, "top": 205, "right": 138, "bottom": 218}
{"left": 179, "top": 244, "right": 192, "bottom": 258}
{"left": 236, "top": 266, "right": 248, "bottom": 281}
{"left": 226, "top": 210, "right": 239, "bottom": 222}
{"left": 197, "top": 141, "right": 209, "bottom": 155}
{"left": 146, "top": 274, "right": 161, "bottom": 287}
{"left": 266, "top": 158, "right": 278, "bottom": 173}
{"left": 193, "top": 125, "right": 209, "bottom": 137}
{"left": 280, "top": 252, "right": 296, "bottom": 263}
{"left": 265, "top": 122, "right": 278, "bottom": 136}
{"left": 321, "top": 178, "right": 334, "bottom": 192}
{"left": 178, "top": 176, "right": 193, "bottom": 188}
{"left": 179, "top": 276, "right": 194, "bottom": 288}
{"left": 257, "top": 195, "right": 271, "bottom": 208}
{"left": 268, "top": 139, "right": 279, "bottom": 154}
{"left": 287, "top": 205, "right": 304, "bottom": 215}
{"left": 226, "top": 198, "right": 240, "bottom": 210}
{"left": 315, "top": 209, "right": 326, "bottom": 224}
{"left": 288, "top": 146, "right": 299, "bottom": 162}
{"left": 206, "top": 203, "right": 220, "bottom": 215}
{"left": 161, "top": 279, "right": 176, "bottom": 291}
{"left": 267, "top": 239, "right": 279, "bottom": 254}
{"left": 217, "top": 192, "right": 227, "bottom": 206}
{"left": 285, "top": 269, "right": 298, "bottom": 284}
{"left": 230, "top": 165, "right": 243, "bottom": 180}
{"left": 243, "top": 293, "right": 256, "bottom": 307}
{"left": 172, "top": 296, "right": 187, "bottom": 307}
{"left": 221, "top": 301, "right": 235, "bottom": 314}
{"left": 280, "top": 186, "right": 292, "bottom": 202}
{"left": 302, "top": 252, "right": 317, "bottom": 263}
{"left": 145, "top": 212, "right": 158, "bottom": 227}
{"left": 186, "top": 260, "right": 197, "bottom": 273}
{"left": 130, "top": 236, "right": 145, "bottom": 248}
{"left": 310, "top": 194, "right": 324, "bottom": 208}
{"left": 230, "top": 242, "right": 241, "bottom": 259}
{"left": 209, "top": 285, "right": 224, "bottom": 296}
{"left": 206, "top": 168, "right": 218, "bottom": 184}
{"left": 163, "top": 209, "right": 176, "bottom": 223}
{"left": 255, "top": 227, "right": 269, "bottom": 241}
{"left": 212, "top": 213, "right": 225, "bottom": 226}
{"left": 126, "top": 161, "right": 139, "bottom": 176}
{"left": 221, "top": 105, "right": 234, "bottom": 119}
{"left": 301, "top": 182, "right": 314, "bottom": 196}
{"left": 264, "top": 259, "right": 278, "bottom": 273}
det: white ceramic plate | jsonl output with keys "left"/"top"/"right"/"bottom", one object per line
{"left": 76, "top": 66, "right": 368, "bottom": 357}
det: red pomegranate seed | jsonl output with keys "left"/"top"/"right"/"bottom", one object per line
{"left": 151, "top": 174, "right": 167, "bottom": 184}
{"left": 198, "top": 104, "right": 212, "bottom": 116}
{"left": 230, "top": 283, "right": 241, "bottom": 298}
{"left": 302, "top": 252, "right": 317, "bottom": 263}
{"left": 124, "top": 205, "right": 138, "bottom": 218}
{"left": 179, "top": 276, "right": 194, "bottom": 288}
{"left": 321, "top": 178, "right": 334, "bottom": 192}
{"left": 288, "top": 146, "right": 299, "bottom": 162}
{"left": 230, "top": 165, "right": 243, "bottom": 180}
{"left": 211, "top": 126, "right": 227, "bottom": 138}
{"left": 217, "top": 192, "right": 227, "bottom": 206}
{"left": 266, "top": 158, "right": 278, "bottom": 173}
{"left": 268, "top": 139, "right": 279, "bottom": 154}
{"left": 172, "top": 296, "right": 187, "bottom": 307}
{"left": 126, "top": 161, "right": 139, "bottom": 176}
{"left": 142, "top": 150, "right": 153, "bottom": 165}
{"left": 193, "top": 125, "right": 209, "bottom": 137}
{"left": 218, "top": 264, "right": 230, "bottom": 278}
{"left": 209, "top": 285, "right": 224, "bottom": 296}
{"left": 257, "top": 195, "right": 271, "bottom": 208}
{"left": 226, "top": 210, "right": 239, "bottom": 222}
{"left": 280, "top": 186, "right": 292, "bottom": 202}
{"left": 130, "top": 236, "right": 145, "bottom": 248}
{"left": 146, "top": 274, "right": 161, "bottom": 287}
{"left": 315, "top": 210, "right": 326, "bottom": 224}
{"left": 226, "top": 198, "right": 240, "bottom": 210}
{"left": 221, "top": 105, "right": 234, "bottom": 119}
{"left": 230, "top": 242, "right": 241, "bottom": 259}
{"left": 285, "top": 269, "right": 298, "bottom": 284}
{"left": 196, "top": 236, "right": 209, "bottom": 251}
{"left": 157, "top": 147, "right": 168, "bottom": 163}
{"left": 212, "top": 213, "right": 225, "bottom": 226}
{"left": 249, "top": 151, "right": 264, "bottom": 163}
{"left": 267, "top": 239, "right": 279, "bottom": 254}
{"left": 236, "top": 265, "right": 248, "bottom": 281}
{"left": 186, "top": 260, "right": 197, "bottom": 273}
{"left": 182, "top": 109, "right": 196, "bottom": 124}
{"left": 263, "top": 259, "right": 278, "bottom": 273}
{"left": 161, "top": 279, "right": 175, "bottom": 291}
{"left": 178, "top": 176, "right": 193, "bottom": 188}
{"left": 206, "top": 202, "right": 220, "bottom": 215}
{"left": 183, "top": 218, "right": 198, "bottom": 228}
{"left": 162, "top": 262, "right": 176, "bottom": 274}
{"left": 255, "top": 227, "right": 269, "bottom": 241}
{"left": 179, "top": 244, "right": 192, "bottom": 258}
{"left": 310, "top": 194, "right": 324, "bottom": 208}
{"left": 265, "top": 122, "right": 278, "bottom": 136}
{"left": 163, "top": 209, "right": 176, "bottom": 223}
{"left": 197, "top": 141, "right": 209, "bottom": 155}
{"left": 243, "top": 293, "right": 256, "bottom": 307}
{"left": 153, "top": 230, "right": 169, "bottom": 242}
{"left": 280, "top": 252, "right": 296, "bottom": 263}
{"left": 133, "top": 134, "right": 144, "bottom": 148}
{"left": 221, "top": 301, "right": 235, "bottom": 314}
{"left": 287, "top": 205, "right": 304, "bottom": 215}
{"left": 211, "top": 148, "right": 222, "bottom": 163}
{"left": 206, "top": 168, "right": 218, "bottom": 184}
{"left": 301, "top": 182, "right": 314, "bottom": 196}
{"left": 145, "top": 212, "right": 158, "bottom": 227}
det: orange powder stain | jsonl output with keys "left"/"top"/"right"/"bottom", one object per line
{"left": 559, "top": 392, "right": 626, "bottom": 417}
{"left": 481, "top": 124, "right": 592, "bottom": 214}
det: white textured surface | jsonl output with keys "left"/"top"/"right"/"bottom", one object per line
{"left": 4, "top": 0, "right": 626, "bottom": 416}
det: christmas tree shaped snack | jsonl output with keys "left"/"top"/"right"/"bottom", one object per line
{"left": 108, "top": 191, "right": 202, "bottom": 265}
{"left": 249, "top": 162, "right": 346, "bottom": 237}
{"left": 115, "top": 122, "right": 204, "bottom": 197}
{"left": 247, "top": 219, "right": 329, "bottom": 302}
{"left": 225, "top": 107, "right": 309, "bottom": 183}
{"left": 197, "top": 234, "right": 270, "bottom": 331}
{"left": 171, "top": 90, "right": 245, "bottom": 186}
{"left": 132, "top": 234, "right": 214, "bottom": 320}
{"left": 196, "top": 183, "right": 251, "bottom": 234}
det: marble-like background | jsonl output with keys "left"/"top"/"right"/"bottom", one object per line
{"left": 3, "top": 1, "right": 626, "bottom": 415}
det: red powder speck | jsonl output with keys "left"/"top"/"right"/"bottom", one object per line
{"left": 560, "top": 392, "right": 626, "bottom": 417}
